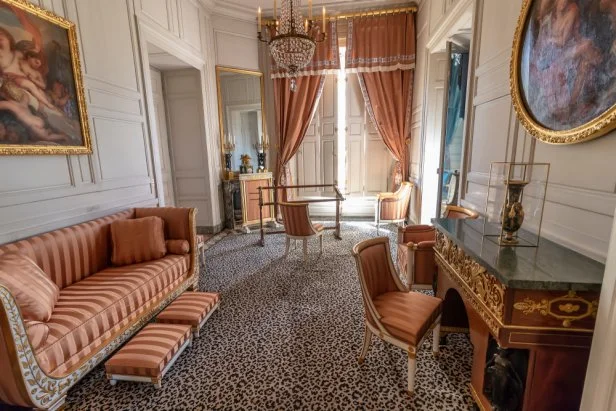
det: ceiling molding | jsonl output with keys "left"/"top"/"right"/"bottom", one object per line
{"left": 203, "top": 0, "right": 417, "bottom": 22}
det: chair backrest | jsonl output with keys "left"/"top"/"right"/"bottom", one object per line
{"left": 443, "top": 205, "right": 479, "bottom": 219}
{"left": 394, "top": 181, "right": 413, "bottom": 199}
{"left": 279, "top": 202, "right": 316, "bottom": 237}
{"left": 352, "top": 238, "right": 403, "bottom": 302}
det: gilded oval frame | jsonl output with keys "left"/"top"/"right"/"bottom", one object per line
{"left": 510, "top": 0, "right": 616, "bottom": 145}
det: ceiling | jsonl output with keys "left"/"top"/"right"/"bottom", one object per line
{"left": 208, "top": 0, "right": 418, "bottom": 20}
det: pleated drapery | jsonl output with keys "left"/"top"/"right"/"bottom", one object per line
{"left": 270, "top": 21, "right": 339, "bottom": 187}
{"left": 345, "top": 13, "right": 416, "bottom": 182}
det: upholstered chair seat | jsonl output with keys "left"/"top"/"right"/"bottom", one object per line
{"left": 373, "top": 291, "right": 442, "bottom": 346}
{"left": 397, "top": 205, "right": 479, "bottom": 291}
{"left": 375, "top": 181, "right": 413, "bottom": 233}
{"left": 352, "top": 237, "right": 442, "bottom": 396}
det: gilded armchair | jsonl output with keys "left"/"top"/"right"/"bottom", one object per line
{"left": 397, "top": 205, "right": 479, "bottom": 291}
{"left": 375, "top": 181, "right": 413, "bottom": 233}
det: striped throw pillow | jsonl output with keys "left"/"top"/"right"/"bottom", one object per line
{"left": 110, "top": 216, "right": 167, "bottom": 266}
{"left": 0, "top": 253, "right": 59, "bottom": 322}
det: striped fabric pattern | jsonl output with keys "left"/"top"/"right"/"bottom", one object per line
{"left": 25, "top": 321, "right": 50, "bottom": 351}
{"left": 0, "top": 253, "right": 59, "bottom": 322}
{"left": 36, "top": 254, "right": 189, "bottom": 375}
{"left": 166, "top": 239, "right": 190, "bottom": 255}
{"left": 280, "top": 203, "right": 318, "bottom": 237}
{"left": 110, "top": 216, "right": 167, "bottom": 266}
{"left": 105, "top": 323, "right": 191, "bottom": 378}
{"left": 157, "top": 292, "right": 220, "bottom": 327}
{"left": 0, "top": 210, "right": 134, "bottom": 289}
{"left": 135, "top": 208, "right": 192, "bottom": 242}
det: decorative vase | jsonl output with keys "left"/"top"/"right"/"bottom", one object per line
{"left": 240, "top": 154, "right": 253, "bottom": 174}
{"left": 500, "top": 180, "right": 528, "bottom": 245}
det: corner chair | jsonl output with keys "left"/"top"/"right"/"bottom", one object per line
{"left": 375, "top": 181, "right": 413, "bottom": 234}
{"left": 397, "top": 205, "right": 479, "bottom": 291}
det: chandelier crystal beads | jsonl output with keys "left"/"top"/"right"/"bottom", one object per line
{"left": 258, "top": 0, "right": 326, "bottom": 91}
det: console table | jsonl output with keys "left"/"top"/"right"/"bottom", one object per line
{"left": 432, "top": 218, "right": 604, "bottom": 411}
{"left": 222, "top": 172, "right": 275, "bottom": 231}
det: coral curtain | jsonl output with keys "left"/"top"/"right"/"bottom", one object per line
{"left": 270, "top": 21, "right": 339, "bottom": 187}
{"left": 274, "top": 75, "right": 325, "bottom": 187}
{"left": 345, "top": 13, "right": 416, "bottom": 181}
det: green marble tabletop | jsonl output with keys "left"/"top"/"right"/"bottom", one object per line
{"left": 432, "top": 218, "right": 605, "bottom": 292}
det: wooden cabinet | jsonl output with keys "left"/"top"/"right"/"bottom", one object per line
{"left": 223, "top": 173, "right": 274, "bottom": 231}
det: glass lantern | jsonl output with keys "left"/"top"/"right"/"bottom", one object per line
{"left": 483, "top": 162, "right": 550, "bottom": 247}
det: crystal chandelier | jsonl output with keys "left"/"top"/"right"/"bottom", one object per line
{"left": 258, "top": 0, "right": 326, "bottom": 91}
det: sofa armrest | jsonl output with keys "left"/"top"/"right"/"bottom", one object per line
{"left": 0, "top": 285, "right": 63, "bottom": 408}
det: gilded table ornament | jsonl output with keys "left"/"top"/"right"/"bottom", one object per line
{"left": 512, "top": 290, "right": 598, "bottom": 328}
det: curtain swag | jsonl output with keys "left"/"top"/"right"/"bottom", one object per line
{"left": 270, "top": 21, "right": 340, "bottom": 79}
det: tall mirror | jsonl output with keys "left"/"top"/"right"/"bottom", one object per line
{"left": 216, "top": 66, "right": 267, "bottom": 178}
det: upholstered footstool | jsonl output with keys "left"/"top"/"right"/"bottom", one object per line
{"left": 105, "top": 323, "right": 192, "bottom": 389}
{"left": 156, "top": 291, "right": 220, "bottom": 337}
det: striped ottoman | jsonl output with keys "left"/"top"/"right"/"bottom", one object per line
{"left": 105, "top": 323, "right": 192, "bottom": 389}
{"left": 156, "top": 291, "right": 220, "bottom": 337}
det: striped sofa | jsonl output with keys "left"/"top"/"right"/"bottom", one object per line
{"left": 0, "top": 207, "right": 198, "bottom": 410}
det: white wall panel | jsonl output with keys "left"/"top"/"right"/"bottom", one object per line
{"left": 0, "top": 0, "right": 218, "bottom": 243}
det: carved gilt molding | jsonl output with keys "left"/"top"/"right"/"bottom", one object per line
{"left": 434, "top": 230, "right": 506, "bottom": 336}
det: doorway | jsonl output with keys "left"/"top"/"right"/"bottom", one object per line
{"left": 437, "top": 44, "right": 470, "bottom": 216}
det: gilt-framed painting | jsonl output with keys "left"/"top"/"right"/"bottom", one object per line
{"left": 0, "top": 0, "right": 91, "bottom": 155}
{"left": 511, "top": 0, "right": 616, "bottom": 144}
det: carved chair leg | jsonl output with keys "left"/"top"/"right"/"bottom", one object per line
{"left": 432, "top": 320, "right": 441, "bottom": 357}
{"left": 358, "top": 324, "right": 372, "bottom": 364}
{"left": 407, "top": 351, "right": 417, "bottom": 395}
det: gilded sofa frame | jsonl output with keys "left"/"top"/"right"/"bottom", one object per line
{"left": 0, "top": 209, "right": 199, "bottom": 410}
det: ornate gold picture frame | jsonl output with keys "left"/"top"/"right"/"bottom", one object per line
{"left": 0, "top": 0, "right": 91, "bottom": 155}
{"left": 511, "top": 0, "right": 616, "bottom": 145}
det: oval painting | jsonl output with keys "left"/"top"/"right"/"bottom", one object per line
{"left": 513, "top": 0, "right": 616, "bottom": 143}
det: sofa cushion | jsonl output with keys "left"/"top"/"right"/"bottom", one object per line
{"left": 37, "top": 254, "right": 189, "bottom": 375}
{"left": 166, "top": 239, "right": 190, "bottom": 255}
{"left": 0, "top": 253, "right": 59, "bottom": 322}
{"left": 111, "top": 216, "right": 167, "bottom": 266}
{"left": 25, "top": 321, "right": 50, "bottom": 352}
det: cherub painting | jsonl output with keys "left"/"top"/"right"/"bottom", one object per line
{"left": 0, "top": 0, "right": 90, "bottom": 155}
{"left": 515, "top": 0, "right": 616, "bottom": 143}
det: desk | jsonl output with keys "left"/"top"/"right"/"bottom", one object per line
{"left": 432, "top": 218, "right": 604, "bottom": 411}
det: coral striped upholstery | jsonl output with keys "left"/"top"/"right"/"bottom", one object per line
{"left": 110, "top": 216, "right": 167, "bottom": 266}
{"left": 376, "top": 182, "right": 413, "bottom": 222}
{"left": 373, "top": 291, "right": 442, "bottom": 345}
{"left": 105, "top": 323, "right": 191, "bottom": 379}
{"left": 0, "top": 253, "right": 59, "bottom": 322}
{"left": 352, "top": 237, "right": 442, "bottom": 395}
{"left": 280, "top": 202, "right": 321, "bottom": 237}
{"left": 0, "top": 207, "right": 197, "bottom": 409}
{"left": 0, "top": 210, "right": 134, "bottom": 289}
{"left": 166, "top": 239, "right": 190, "bottom": 255}
{"left": 157, "top": 292, "right": 220, "bottom": 336}
{"left": 37, "top": 255, "right": 189, "bottom": 376}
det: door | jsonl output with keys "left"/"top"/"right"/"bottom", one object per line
{"left": 437, "top": 44, "right": 470, "bottom": 216}
{"left": 346, "top": 74, "right": 393, "bottom": 198}
{"left": 294, "top": 75, "right": 337, "bottom": 197}
{"left": 150, "top": 68, "right": 175, "bottom": 206}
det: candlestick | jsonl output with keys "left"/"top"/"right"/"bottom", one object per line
{"left": 273, "top": 0, "right": 277, "bottom": 20}
{"left": 322, "top": 7, "right": 326, "bottom": 36}
{"left": 304, "top": 18, "right": 308, "bottom": 33}
{"left": 257, "top": 7, "right": 261, "bottom": 33}
{"left": 308, "top": 0, "right": 312, "bottom": 20}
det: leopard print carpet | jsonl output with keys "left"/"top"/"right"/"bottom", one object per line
{"left": 65, "top": 222, "right": 475, "bottom": 410}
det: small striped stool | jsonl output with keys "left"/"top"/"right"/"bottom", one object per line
{"left": 105, "top": 323, "right": 192, "bottom": 389}
{"left": 156, "top": 291, "right": 220, "bottom": 337}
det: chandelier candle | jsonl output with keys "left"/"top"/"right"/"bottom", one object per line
{"left": 257, "top": 0, "right": 327, "bottom": 92}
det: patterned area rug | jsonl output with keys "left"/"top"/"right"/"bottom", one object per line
{"left": 65, "top": 222, "right": 474, "bottom": 410}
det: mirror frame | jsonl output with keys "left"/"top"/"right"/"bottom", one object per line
{"left": 215, "top": 65, "right": 267, "bottom": 179}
